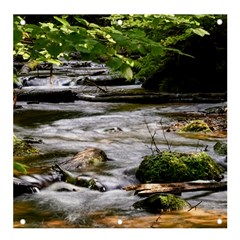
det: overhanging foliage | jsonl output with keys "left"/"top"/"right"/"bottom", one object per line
{"left": 14, "top": 14, "right": 217, "bottom": 81}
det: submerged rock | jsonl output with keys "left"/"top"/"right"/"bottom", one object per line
{"left": 214, "top": 141, "right": 227, "bottom": 155}
{"left": 136, "top": 151, "right": 224, "bottom": 183}
{"left": 133, "top": 193, "right": 188, "bottom": 212}
{"left": 42, "top": 182, "right": 85, "bottom": 192}
{"left": 54, "top": 164, "right": 106, "bottom": 192}
{"left": 61, "top": 147, "right": 109, "bottom": 170}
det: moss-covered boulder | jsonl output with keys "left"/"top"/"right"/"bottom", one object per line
{"left": 61, "top": 147, "right": 108, "bottom": 170}
{"left": 136, "top": 151, "right": 224, "bottom": 183}
{"left": 133, "top": 193, "right": 188, "bottom": 212}
{"left": 214, "top": 141, "right": 227, "bottom": 155}
{"left": 13, "top": 135, "right": 39, "bottom": 157}
{"left": 178, "top": 120, "right": 212, "bottom": 133}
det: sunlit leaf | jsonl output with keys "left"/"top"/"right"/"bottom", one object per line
{"left": 54, "top": 16, "right": 70, "bottom": 26}
{"left": 74, "top": 17, "right": 89, "bottom": 27}
{"left": 191, "top": 28, "right": 210, "bottom": 37}
{"left": 89, "top": 23, "right": 100, "bottom": 29}
{"left": 121, "top": 64, "right": 133, "bottom": 81}
{"left": 47, "top": 58, "right": 62, "bottom": 66}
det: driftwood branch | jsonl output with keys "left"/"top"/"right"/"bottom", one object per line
{"left": 123, "top": 181, "right": 227, "bottom": 196}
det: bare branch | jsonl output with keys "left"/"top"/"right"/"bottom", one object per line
{"left": 144, "top": 118, "right": 161, "bottom": 154}
{"left": 159, "top": 119, "right": 171, "bottom": 151}
{"left": 85, "top": 78, "right": 108, "bottom": 93}
{"left": 187, "top": 201, "right": 202, "bottom": 212}
{"left": 151, "top": 214, "right": 162, "bottom": 228}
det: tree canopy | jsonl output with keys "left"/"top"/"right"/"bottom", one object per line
{"left": 14, "top": 14, "right": 227, "bottom": 91}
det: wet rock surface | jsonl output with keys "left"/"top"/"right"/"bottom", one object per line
{"left": 15, "top": 60, "right": 129, "bottom": 87}
{"left": 60, "top": 147, "right": 109, "bottom": 170}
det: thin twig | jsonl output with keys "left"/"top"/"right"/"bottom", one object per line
{"left": 159, "top": 119, "right": 171, "bottom": 151}
{"left": 150, "top": 214, "right": 162, "bottom": 228}
{"left": 144, "top": 118, "right": 161, "bottom": 154}
{"left": 195, "top": 140, "right": 200, "bottom": 152}
{"left": 187, "top": 201, "right": 202, "bottom": 212}
{"left": 85, "top": 79, "right": 108, "bottom": 93}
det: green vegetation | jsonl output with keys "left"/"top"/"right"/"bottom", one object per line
{"left": 13, "top": 135, "right": 39, "bottom": 157}
{"left": 133, "top": 193, "right": 188, "bottom": 212}
{"left": 136, "top": 151, "right": 224, "bottom": 183}
{"left": 14, "top": 14, "right": 227, "bottom": 91}
{"left": 178, "top": 120, "right": 212, "bottom": 133}
{"left": 13, "top": 162, "right": 28, "bottom": 174}
{"left": 13, "top": 135, "right": 39, "bottom": 174}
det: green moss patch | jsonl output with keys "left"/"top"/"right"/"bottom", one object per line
{"left": 136, "top": 151, "right": 224, "bottom": 183}
{"left": 14, "top": 135, "right": 39, "bottom": 157}
{"left": 178, "top": 120, "right": 212, "bottom": 133}
{"left": 133, "top": 193, "right": 188, "bottom": 212}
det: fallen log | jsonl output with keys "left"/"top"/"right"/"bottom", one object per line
{"left": 15, "top": 88, "right": 76, "bottom": 103}
{"left": 15, "top": 87, "right": 227, "bottom": 104}
{"left": 76, "top": 92, "right": 227, "bottom": 103}
{"left": 123, "top": 181, "right": 227, "bottom": 196}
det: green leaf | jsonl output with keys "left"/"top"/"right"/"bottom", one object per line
{"left": 191, "top": 28, "right": 210, "bottom": 37}
{"left": 14, "top": 29, "right": 23, "bottom": 45}
{"left": 150, "top": 45, "right": 164, "bottom": 56}
{"left": 74, "top": 17, "right": 89, "bottom": 27}
{"left": 89, "top": 23, "right": 100, "bottom": 29}
{"left": 109, "top": 33, "right": 129, "bottom": 45}
{"left": 127, "top": 28, "right": 146, "bottom": 39}
{"left": 13, "top": 74, "right": 20, "bottom": 84}
{"left": 22, "top": 53, "right": 30, "bottom": 60}
{"left": 121, "top": 64, "right": 133, "bottom": 81}
{"left": 106, "top": 57, "right": 123, "bottom": 70}
{"left": 46, "top": 42, "right": 63, "bottom": 57}
{"left": 14, "top": 162, "right": 28, "bottom": 174}
{"left": 47, "top": 58, "right": 62, "bottom": 66}
{"left": 34, "top": 38, "right": 49, "bottom": 50}
{"left": 137, "top": 44, "right": 147, "bottom": 55}
{"left": 54, "top": 16, "right": 70, "bottom": 26}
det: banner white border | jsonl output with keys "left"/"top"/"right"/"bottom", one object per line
{"left": 1, "top": 1, "right": 239, "bottom": 239}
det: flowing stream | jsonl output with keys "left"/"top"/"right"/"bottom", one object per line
{"left": 14, "top": 98, "right": 227, "bottom": 228}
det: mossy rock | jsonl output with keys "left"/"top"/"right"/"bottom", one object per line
{"left": 133, "top": 193, "right": 188, "bottom": 212}
{"left": 214, "top": 141, "right": 227, "bottom": 155}
{"left": 61, "top": 147, "right": 108, "bottom": 170}
{"left": 13, "top": 135, "right": 39, "bottom": 157}
{"left": 178, "top": 120, "right": 212, "bottom": 133}
{"left": 136, "top": 151, "right": 224, "bottom": 183}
